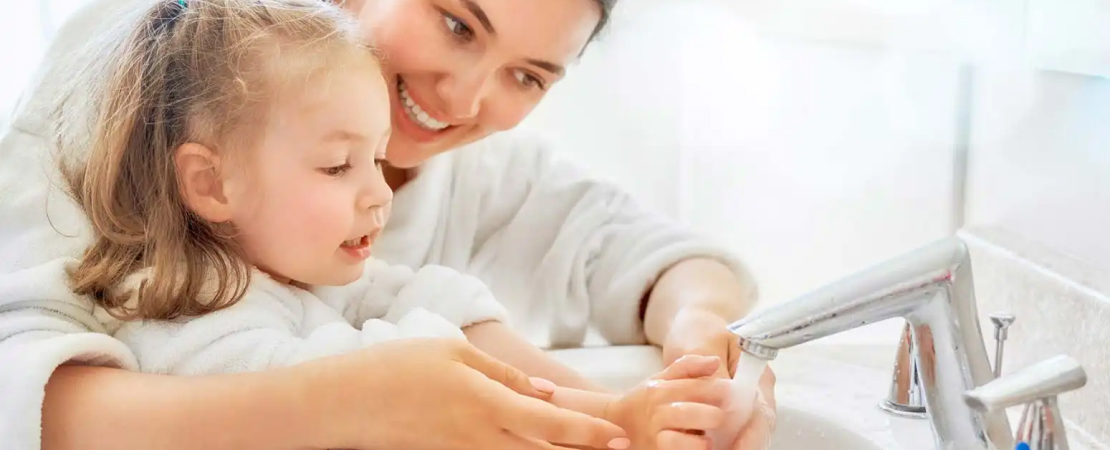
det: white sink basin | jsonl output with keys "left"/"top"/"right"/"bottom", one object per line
{"left": 770, "top": 405, "right": 884, "bottom": 449}
{"left": 546, "top": 344, "right": 934, "bottom": 450}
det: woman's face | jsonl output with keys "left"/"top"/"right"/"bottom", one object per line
{"left": 353, "top": 0, "right": 601, "bottom": 168}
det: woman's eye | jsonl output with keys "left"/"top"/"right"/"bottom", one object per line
{"left": 513, "top": 70, "right": 546, "bottom": 91}
{"left": 443, "top": 13, "right": 473, "bottom": 39}
{"left": 320, "top": 164, "right": 352, "bottom": 177}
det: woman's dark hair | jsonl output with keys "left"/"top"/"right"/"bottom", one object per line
{"left": 591, "top": 0, "right": 617, "bottom": 39}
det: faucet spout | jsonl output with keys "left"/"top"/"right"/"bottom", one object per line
{"left": 727, "top": 237, "right": 1013, "bottom": 449}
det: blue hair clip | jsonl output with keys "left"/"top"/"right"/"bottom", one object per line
{"left": 155, "top": 0, "right": 187, "bottom": 32}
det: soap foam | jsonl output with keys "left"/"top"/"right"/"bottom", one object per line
{"left": 708, "top": 356, "right": 768, "bottom": 450}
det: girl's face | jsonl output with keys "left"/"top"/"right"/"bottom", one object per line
{"left": 352, "top": 0, "right": 602, "bottom": 168}
{"left": 224, "top": 66, "right": 394, "bottom": 286}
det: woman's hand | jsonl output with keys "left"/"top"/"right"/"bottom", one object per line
{"left": 298, "top": 337, "right": 629, "bottom": 450}
{"left": 605, "top": 355, "right": 730, "bottom": 450}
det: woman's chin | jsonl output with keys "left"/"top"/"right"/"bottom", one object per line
{"left": 388, "top": 125, "right": 491, "bottom": 169}
{"left": 386, "top": 140, "right": 441, "bottom": 169}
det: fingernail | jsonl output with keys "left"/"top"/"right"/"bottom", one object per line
{"left": 529, "top": 377, "right": 556, "bottom": 394}
{"left": 607, "top": 437, "right": 631, "bottom": 449}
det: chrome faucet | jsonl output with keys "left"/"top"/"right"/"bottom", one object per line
{"left": 880, "top": 311, "right": 1016, "bottom": 418}
{"left": 726, "top": 237, "right": 1014, "bottom": 449}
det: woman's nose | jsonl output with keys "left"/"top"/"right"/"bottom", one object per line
{"left": 436, "top": 69, "right": 495, "bottom": 120}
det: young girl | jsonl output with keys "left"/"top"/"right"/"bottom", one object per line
{"left": 61, "top": 0, "right": 505, "bottom": 372}
{"left": 58, "top": 0, "right": 735, "bottom": 448}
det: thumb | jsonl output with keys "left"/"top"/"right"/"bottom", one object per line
{"left": 457, "top": 343, "right": 555, "bottom": 399}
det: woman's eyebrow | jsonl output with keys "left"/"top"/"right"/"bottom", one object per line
{"left": 527, "top": 59, "right": 566, "bottom": 76}
{"left": 462, "top": 0, "right": 496, "bottom": 35}
{"left": 460, "top": 0, "right": 565, "bottom": 77}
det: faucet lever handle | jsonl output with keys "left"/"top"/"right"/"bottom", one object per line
{"left": 964, "top": 354, "right": 1086, "bottom": 412}
{"left": 965, "top": 354, "right": 1087, "bottom": 450}
{"left": 990, "top": 312, "right": 1016, "bottom": 378}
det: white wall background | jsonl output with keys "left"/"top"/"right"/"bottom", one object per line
{"left": 526, "top": 0, "right": 967, "bottom": 308}
{"left": 4, "top": 0, "right": 1108, "bottom": 344}
{"left": 520, "top": 0, "right": 1110, "bottom": 343}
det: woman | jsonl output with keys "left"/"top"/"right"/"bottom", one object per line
{"left": 0, "top": 0, "right": 775, "bottom": 449}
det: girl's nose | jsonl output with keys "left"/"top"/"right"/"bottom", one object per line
{"left": 357, "top": 171, "right": 393, "bottom": 211}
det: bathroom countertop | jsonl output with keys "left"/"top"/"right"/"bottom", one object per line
{"left": 549, "top": 340, "right": 1103, "bottom": 450}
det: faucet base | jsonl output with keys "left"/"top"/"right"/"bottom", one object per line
{"left": 878, "top": 399, "right": 927, "bottom": 419}
{"left": 879, "top": 322, "right": 929, "bottom": 420}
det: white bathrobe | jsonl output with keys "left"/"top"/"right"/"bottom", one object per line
{"left": 7, "top": 258, "right": 506, "bottom": 376}
{"left": 0, "top": 0, "right": 755, "bottom": 447}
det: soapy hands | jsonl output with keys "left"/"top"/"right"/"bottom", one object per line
{"left": 604, "top": 355, "right": 730, "bottom": 450}
{"left": 662, "top": 307, "right": 777, "bottom": 450}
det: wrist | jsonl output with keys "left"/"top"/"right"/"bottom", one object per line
{"left": 278, "top": 355, "right": 378, "bottom": 450}
{"left": 226, "top": 367, "right": 334, "bottom": 450}
{"left": 643, "top": 258, "right": 752, "bottom": 344}
{"left": 675, "top": 303, "right": 731, "bottom": 326}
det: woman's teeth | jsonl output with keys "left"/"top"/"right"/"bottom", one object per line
{"left": 399, "top": 81, "right": 450, "bottom": 131}
{"left": 342, "top": 236, "right": 365, "bottom": 247}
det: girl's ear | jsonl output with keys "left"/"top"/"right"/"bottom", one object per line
{"left": 175, "top": 143, "right": 233, "bottom": 223}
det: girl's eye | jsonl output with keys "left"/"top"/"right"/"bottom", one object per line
{"left": 513, "top": 70, "right": 546, "bottom": 91}
{"left": 320, "top": 163, "right": 351, "bottom": 177}
{"left": 443, "top": 13, "right": 473, "bottom": 40}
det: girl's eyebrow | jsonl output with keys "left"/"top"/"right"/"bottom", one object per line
{"left": 320, "top": 129, "right": 366, "bottom": 144}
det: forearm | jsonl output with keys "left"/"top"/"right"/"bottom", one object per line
{"left": 464, "top": 321, "right": 609, "bottom": 393}
{"left": 42, "top": 365, "right": 323, "bottom": 450}
{"left": 642, "top": 257, "right": 756, "bottom": 346}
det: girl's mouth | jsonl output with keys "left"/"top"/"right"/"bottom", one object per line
{"left": 340, "top": 235, "right": 371, "bottom": 260}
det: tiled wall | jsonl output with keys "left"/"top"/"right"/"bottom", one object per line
{"left": 963, "top": 228, "right": 1110, "bottom": 448}
{"left": 965, "top": 68, "right": 1110, "bottom": 271}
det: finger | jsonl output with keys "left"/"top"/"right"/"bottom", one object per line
{"left": 657, "top": 429, "right": 712, "bottom": 450}
{"left": 457, "top": 342, "right": 553, "bottom": 399}
{"left": 653, "top": 402, "right": 726, "bottom": 432}
{"left": 496, "top": 389, "right": 628, "bottom": 449}
{"left": 733, "top": 392, "right": 777, "bottom": 450}
{"left": 649, "top": 377, "right": 732, "bottom": 407}
{"left": 733, "top": 413, "right": 774, "bottom": 450}
{"left": 494, "top": 429, "right": 583, "bottom": 450}
{"left": 655, "top": 355, "right": 723, "bottom": 381}
{"left": 759, "top": 367, "right": 777, "bottom": 409}
{"left": 727, "top": 340, "right": 741, "bottom": 378}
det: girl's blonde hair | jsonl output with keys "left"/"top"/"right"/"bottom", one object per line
{"left": 60, "top": 0, "right": 377, "bottom": 320}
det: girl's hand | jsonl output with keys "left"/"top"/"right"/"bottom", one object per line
{"left": 662, "top": 308, "right": 778, "bottom": 450}
{"left": 661, "top": 307, "right": 739, "bottom": 377}
{"left": 728, "top": 367, "right": 777, "bottom": 450}
{"left": 606, "top": 355, "right": 730, "bottom": 450}
{"left": 299, "top": 338, "right": 629, "bottom": 450}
